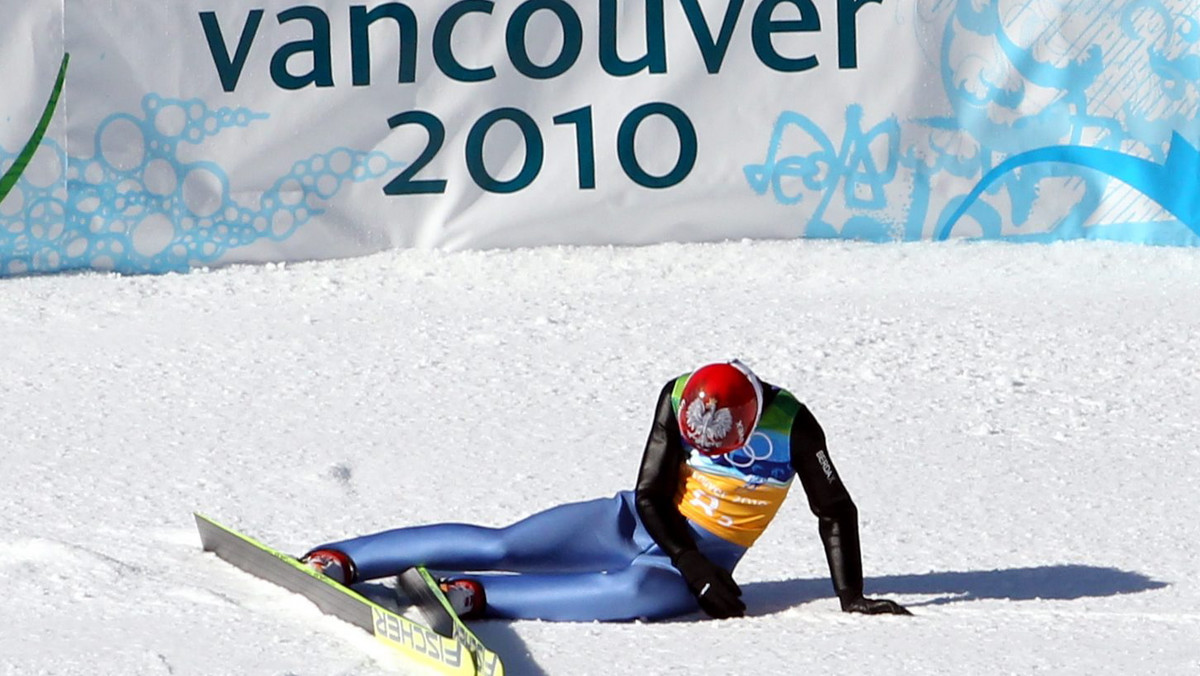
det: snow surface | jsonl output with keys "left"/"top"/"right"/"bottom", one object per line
{"left": 4, "top": 239, "right": 1200, "bottom": 675}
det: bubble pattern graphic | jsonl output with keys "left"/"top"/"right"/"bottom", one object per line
{"left": 0, "top": 94, "right": 403, "bottom": 276}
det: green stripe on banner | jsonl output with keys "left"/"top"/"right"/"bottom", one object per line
{"left": 0, "top": 53, "right": 70, "bottom": 205}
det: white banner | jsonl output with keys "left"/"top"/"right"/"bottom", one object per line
{"left": 2, "top": 0, "right": 1199, "bottom": 275}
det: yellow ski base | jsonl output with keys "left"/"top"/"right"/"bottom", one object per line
{"left": 195, "top": 513, "right": 489, "bottom": 675}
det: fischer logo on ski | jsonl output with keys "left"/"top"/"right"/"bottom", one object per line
{"left": 372, "top": 606, "right": 466, "bottom": 666}
{"left": 397, "top": 567, "right": 505, "bottom": 676}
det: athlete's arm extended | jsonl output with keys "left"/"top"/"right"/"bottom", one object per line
{"left": 635, "top": 381, "right": 746, "bottom": 618}
{"left": 791, "top": 406, "right": 910, "bottom": 614}
{"left": 789, "top": 405, "right": 866, "bottom": 605}
{"left": 633, "top": 380, "right": 700, "bottom": 561}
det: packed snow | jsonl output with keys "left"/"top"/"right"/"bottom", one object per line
{"left": 4, "top": 238, "right": 1200, "bottom": 675}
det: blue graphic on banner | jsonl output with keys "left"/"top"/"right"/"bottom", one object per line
{"left": 746, "top": 0, "right": 1200, "bottom": 245}
{"left": 0, "top": 94, "right": 403, "bottom": 276}
{"left": 937, "top": 132, "right": 1200, "bottom": 240}
{"left": 744, "top": 105, "right": 901, "bottom": 242}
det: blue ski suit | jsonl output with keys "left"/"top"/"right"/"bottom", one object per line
{"left": 311, "top": 375, "right": 864, "bottom": 621}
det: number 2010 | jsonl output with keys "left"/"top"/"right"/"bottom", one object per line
{"left": 383, "top": 103, "right": 697, "bottom": 195}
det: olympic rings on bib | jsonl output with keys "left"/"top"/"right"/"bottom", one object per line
{"left": 723, "top": 431, "right": 774, "bottom": 468}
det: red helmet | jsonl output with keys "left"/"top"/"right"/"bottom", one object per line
{"left": 678, "top": 360, "right": 763, "bottom": 455}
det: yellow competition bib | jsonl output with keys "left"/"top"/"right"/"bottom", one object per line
{"left": 675, "top": 465, "right": 791, "bottom": 547}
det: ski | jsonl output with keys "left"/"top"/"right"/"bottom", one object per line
{"left": 397, "top": 567, "right": 504, "bottom": 676}
{"left": 194, "top": 513, "right": 487, "bottom": 675}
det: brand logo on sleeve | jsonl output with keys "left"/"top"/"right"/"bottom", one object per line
{"left": 815, "top": 450, "right": 835, "bottom": 482}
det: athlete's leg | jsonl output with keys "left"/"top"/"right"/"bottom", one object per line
{"left": 314, "top": 493, "right": 647, "bottom": 581}
{"left": 445, "top": 524, "right": 749, "bottom": 622}
{"left": 471, "top": 562, "right": 698, "bottom": 621}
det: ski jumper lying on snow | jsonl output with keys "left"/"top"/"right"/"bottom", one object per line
{"left": 304, "top": 360, "right": 909, "bottom": 621}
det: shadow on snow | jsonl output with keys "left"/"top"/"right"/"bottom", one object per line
{"left": 356, "top": 564, "right": 1164, "bottom": 671}
{"left": 741, "top": 564, "right": 1169, "bottom": 614}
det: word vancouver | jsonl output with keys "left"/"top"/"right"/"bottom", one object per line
{"left": 200, "top": 0, "right": 885, "bottom": 91}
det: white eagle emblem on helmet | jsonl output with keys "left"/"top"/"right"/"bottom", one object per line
{"left": 684, "top": 398, "right": 734, "bottom": 449}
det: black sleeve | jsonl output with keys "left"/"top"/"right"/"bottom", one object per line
{"left": 790, "top": 404, "right": 865, "bottom": 604}
{"left": 634, "top": 380, "right": 700, "bottom": 564}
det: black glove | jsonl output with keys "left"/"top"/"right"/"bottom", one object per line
{"left": 674, "top": 550, "right": 745, "bottom": 619}
{"left": 840, "top": 595, "right": 912, "bottom": 616}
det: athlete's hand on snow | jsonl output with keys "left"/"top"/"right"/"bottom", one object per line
{"left": 840, "top": 595, "right": 912, "bottom": 616}
{"left": 675, "top": 550, "right": 745, "bottom": 619}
